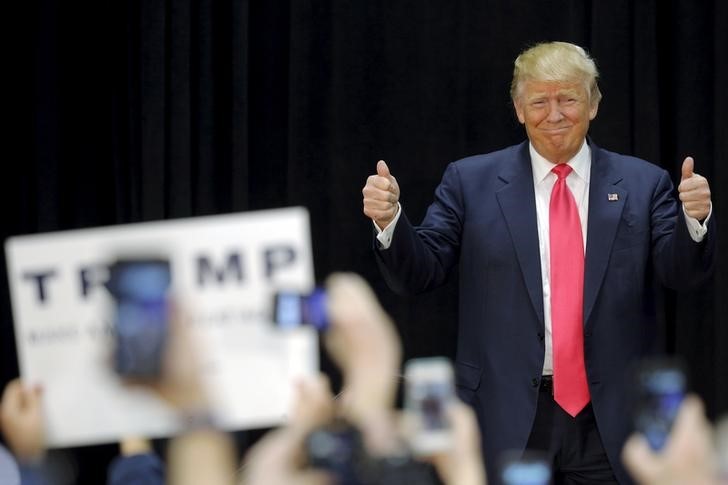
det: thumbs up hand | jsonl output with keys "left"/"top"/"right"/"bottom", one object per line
{"left": 677, "top": 157, "right": 711, "bottom": 222}
{"left": 362, "top": 160, "right": 401, "bottom": 230}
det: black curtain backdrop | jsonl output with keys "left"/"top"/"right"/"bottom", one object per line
{"left": 3, "top": 1, "right": 727, "bottom": 483}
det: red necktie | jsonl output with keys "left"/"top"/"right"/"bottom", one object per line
{"left": 550, "top": 164, "right": 590, "bottom": 417}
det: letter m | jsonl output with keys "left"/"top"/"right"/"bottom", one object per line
{"left": 197, "top": 253, "right": 244, "bottom": 286}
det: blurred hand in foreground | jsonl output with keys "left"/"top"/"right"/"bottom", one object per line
{"left": 622, "top": 395, "right": 717, "bottom": 485}
{"left": 324, "top": 272, "right": 402, "bottom": 455}
{"left": 430, "top": 402, "right": 487, "bottom": 485}
{"left": 0, "top": 379, "right": 46, "bottom": 464}
{"left": 241, "top": 375, "right": 335, "bottom": 485}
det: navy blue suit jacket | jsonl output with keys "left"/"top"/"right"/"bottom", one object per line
{"left": 375, "top": 140, "right": 715, "bottom": 484}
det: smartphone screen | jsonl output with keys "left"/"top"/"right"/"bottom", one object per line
{"left": 404, "top": 357, "right": 454, "bottom": 455}
{"left": 498, "top": 450, "right": 551, "bottom": 485}
{"left": 106, "top": 259, "right": 171, "bottom": 379}
{"left": 633, "top": 358, "right": 687, "bottom": 450}
{"left": 305, "top": 420, "right": 363, "bottom": 484}
{"left": 272, "top": 288, "right": 328, "bottom": 331}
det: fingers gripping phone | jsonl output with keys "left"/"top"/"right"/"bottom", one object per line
{"left": 404, "top": 357, "right": 455, "bottom": 455}
{"left": 106, "top": 259, "right": 172, "bottom": 379}
{"left": 633, "top": 358, "right": 687, "bottom": 451}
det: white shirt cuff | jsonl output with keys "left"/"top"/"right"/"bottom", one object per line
{"left": 683, "top": 203, "right": 712, "bottom": 242}
{"left": 374, "top": 203, "right": 402, "bottom": 249}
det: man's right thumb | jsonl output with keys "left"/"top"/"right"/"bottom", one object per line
{"left": 376, "top": 160, "right": 390, "bottom": 178}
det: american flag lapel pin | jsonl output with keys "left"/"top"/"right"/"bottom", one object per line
{"left": 608, "top": 193, "right": 619, "bottom": 201}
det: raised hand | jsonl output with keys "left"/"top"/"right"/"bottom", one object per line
{"left": 0, "top": 379, "right": 46, "bottom": 463}
{"left": 362, "top": 160, "right": 400, "bottom": 230}
{"left": 678, "top": 157, "right": 711, "bottom": 222}
{"left": 622, "top": 395, "right": 716, "bottom": 485}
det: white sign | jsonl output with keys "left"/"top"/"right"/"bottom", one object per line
{"left": 5, "top": 207, "right": 318, "bottom": 447}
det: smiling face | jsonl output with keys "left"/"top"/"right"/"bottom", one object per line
{"left": 513, "top": 80, "right": 598, "bottom": 165}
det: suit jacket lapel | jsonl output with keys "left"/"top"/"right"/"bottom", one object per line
{"left": 496, "top": 142, "right": 544, "bottom": 326}
{"left": 584, "top": 143, "right": 627, "bottom": 326}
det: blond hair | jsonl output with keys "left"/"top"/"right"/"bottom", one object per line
{"left": 510, "top": 42, "right": 602, "bottom": 106}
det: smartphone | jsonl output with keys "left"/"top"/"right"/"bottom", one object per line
{"left": 498, "top": 450, "right": 551, "bottom": 485}
{"left": 106, "top": 258, "right": 172, "bottom": 379}
{"left": 716, "top": 415, "right": 728, "bottom": 481}
{"left": 272, "top": 288, "right": 328, "bottom": 331}
{"left": 404, "top": 357, "right": 455, "bottom": 455}
{"left": 633, "top": 358, "right": 687, "bottom": 451}
{"left": 305, "top": 420, "right": 365, "bottom": 485}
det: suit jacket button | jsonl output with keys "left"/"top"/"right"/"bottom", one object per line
{"left": 531, "top": 378, "right": 539, "bottom": 388}
{"left": 537, "top": 332, "right": 544, "bottom": 341}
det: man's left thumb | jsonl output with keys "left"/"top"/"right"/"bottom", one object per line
{"left": 681, "top": 156, "right": 694, "bottom": 181}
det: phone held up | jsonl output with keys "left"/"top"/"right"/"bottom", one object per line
{"left": 272, "top": 288, "right": 329, "bottom": 331}
{"left": 404, "top": 357, "right": 455, "bottom": 456}
{"left": 106, "top": 258, "right": 172, "bottom": 380}
{"left": 633, "top": 357, "right": 687, "bottom": 451}
{"left": 498, "top": 450, "right": 551, "bottom": 485}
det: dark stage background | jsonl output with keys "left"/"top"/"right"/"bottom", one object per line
{"left": 3, "top": 1, "right": 727, "bottom": 483}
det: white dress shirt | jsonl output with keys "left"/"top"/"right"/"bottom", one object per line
{"left": 531, "top": 141, "right": 590, "bottom": 375}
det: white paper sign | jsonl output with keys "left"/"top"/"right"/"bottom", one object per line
{"left": 5, "top": 207, "right": 318, "bottom": 447}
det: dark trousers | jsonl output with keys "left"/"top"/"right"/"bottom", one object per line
{"left": 525, "top": 377, "right": 619, "bottom": 484}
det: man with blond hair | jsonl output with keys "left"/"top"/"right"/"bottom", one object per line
{"left": 362, "top": 41, "right": 715, "bottom": 483}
